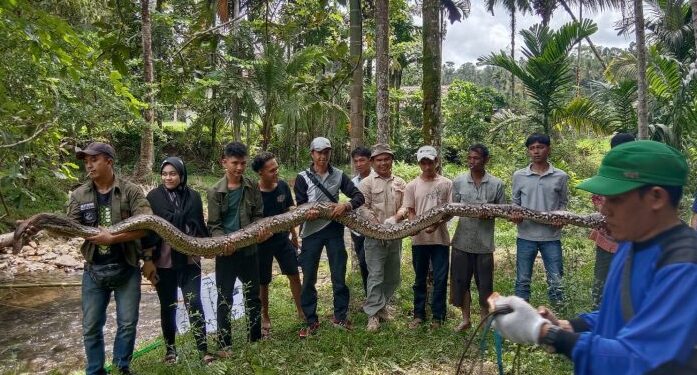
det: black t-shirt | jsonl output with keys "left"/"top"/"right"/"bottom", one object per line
{"left": 260, "top": 180, "right": 295, "bottom": 247}
{"left": 91, "top": 190, "right": 126, "bottom": 265}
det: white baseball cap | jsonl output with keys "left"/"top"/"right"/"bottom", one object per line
{"left": 310, "top": 137, "right": 332, "bottom": 151}
{"left": 416, "top": 145, "right": 438, "bottom": 161}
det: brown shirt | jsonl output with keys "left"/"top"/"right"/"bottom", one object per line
{"left": 358, "top": 173, "right": 406, "bottom": 224}
{"left": 402, "top": 175, "right": 453, "bottom": 246}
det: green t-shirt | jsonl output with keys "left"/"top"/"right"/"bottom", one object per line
{"left": 223, "top": 186, "right": 243, "bottom": 234}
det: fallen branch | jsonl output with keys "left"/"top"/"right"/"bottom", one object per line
{"left": 1, "top": 232, "right": 15, "bottom": 249}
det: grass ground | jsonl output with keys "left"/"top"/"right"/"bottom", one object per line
{"left": 124, "top": 221, "right": 594, "bottom": 375}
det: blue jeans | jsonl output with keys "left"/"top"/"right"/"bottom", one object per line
{"left": 300, "top": 230, "right": 349, "bottom": 324}
{"left": 412, "top": 245, "right": 450, "bottom": 321}
{"left": 514, "top": 238, "right": 564, "bottom": 304}
{"left": 82, "top": 266, "right": 141, "bottom": 375}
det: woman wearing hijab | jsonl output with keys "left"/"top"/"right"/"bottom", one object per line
{"left": 145, "top": 157, "right": 215, "bottom": 364}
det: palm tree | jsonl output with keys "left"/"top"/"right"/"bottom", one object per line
{"left": 644, "top": 0, "right": 695, "bottom": 62}
{"left": 480, "top": 20, "right": 598, "bottom": 133}
{"left": 485, "top": 0, "right": 532, "bottom": 99}
{"left": 253, "top": 45, "right": 339, "bottom": 151}
{"left": 532, "top": 0, "right": 557, "bottom": 26}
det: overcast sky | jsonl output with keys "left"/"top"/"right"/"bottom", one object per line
{"left": 437, "top": 5, "right": 633, "bottom": 65}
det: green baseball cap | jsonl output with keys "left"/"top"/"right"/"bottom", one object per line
{"left": 577, "top": 140, "right": 688, "bottom": 196}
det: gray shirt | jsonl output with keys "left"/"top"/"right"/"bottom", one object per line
{"left": 451, "top": 172, "right": 505, "bottom": 253}
{"left": 512, "top": 164, "right": 569, "bottom": 241}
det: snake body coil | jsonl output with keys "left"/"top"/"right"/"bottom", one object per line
{"left": 13, "top": 202, "right": 604, "bottom": 257}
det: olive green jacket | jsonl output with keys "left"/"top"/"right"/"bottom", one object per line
{"left": 206, "top": 175, "right": 263, "bottom": 256}
{"left": 67, "top": 174, "right": 153, "bottom": 267}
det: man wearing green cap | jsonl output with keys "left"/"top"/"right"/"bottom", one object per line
{"left": 490, "top": 140, "right": 697, "bottom": 374}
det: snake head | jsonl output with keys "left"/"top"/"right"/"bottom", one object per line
{"left": 12, "top": 219, "right": 31, "bottom": 254}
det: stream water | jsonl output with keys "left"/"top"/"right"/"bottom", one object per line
{"left": 0, "top": 268, "right": 244, "bottom": 374}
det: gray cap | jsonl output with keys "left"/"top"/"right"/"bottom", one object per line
{"left": 416, "top": 145, "right": 437, "bottom": 161}
{"left": 370, "top": 143, "right": 394, "bottom": 158}
{"left": 76, "top": 142, "right": 116, "bottom": 160}
{"left": 310, "top": 137, "right": 332, "bottom": 151}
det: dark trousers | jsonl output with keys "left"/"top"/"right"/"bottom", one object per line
{"left": 592, "top": 246, "right": 615, "bottom": 308}
{"left": 300, "top": 231, "right": 350, "bottom": 324}
{"left": 412, "top": 244, "right": 450, "bottom": 321}
{"left": 351, "top": 233, "right": 369, "bottom": 296}
{"left": 155, "top": 265, "right": 207, "bottom": 353}
{"left": 215, "top": 249, "right": 261, "bottom": 347}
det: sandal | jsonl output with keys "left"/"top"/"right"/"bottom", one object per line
{"left": 408, "top": 317, "right": 424, "bottom": 329}
{"left": 163, "top": 350, "right": 177, "bottom": 364}
{"left": 201, "top": 353, "right": 216, "bottom": 365}
{"left": 454, "top": 320, "right": 472, "bottom": 332}
{"left": 261, "top": 319, "right": 271, "bottom": 339}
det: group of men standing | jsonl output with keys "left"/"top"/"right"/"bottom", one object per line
{"left": 348, "top": 133, "right": 570, "bottom": 333}
{"left": 24, "top": 130, "right": 696, "bottom": 375}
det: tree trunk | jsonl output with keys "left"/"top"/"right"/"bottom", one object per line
{"left": 375, "top": 0, "right": 390, "bottom": 144}
{"left": 232, "top": 0, "right": 242, "bottom": 143}
{"left": 510, "top": 10, "right": 516, "bottom": 100}
{"left": 576, "top": 2, "right": 583, "bottom": 97}
{"left": 634, "top": 0, "right": 649, "bottom": 139}
{"left": 133, "top": 0, "right": 155, "bottom": 182}
{"left": 349, "top": 0, "right": 364, "bottom": 153}
{"left": 691, "top": 0, "right": 697, "bottom": 60}
{"left": 576, "top": 2, "right": 582, "bottom": 96}
{"left": 422, "top": 0, "right": 441, "bottom": 148}
{"left": 211, "top": 117, "right": 218, "bottom": 155}
{"left": 261, "top": 101, "right": 273, "bottom": 150}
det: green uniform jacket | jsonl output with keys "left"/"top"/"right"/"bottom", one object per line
{"left": 67, "top": 174, "right": 153, "bottom": 267}
{"left": 206, "top": 175, "right": 263, "bottom": 256}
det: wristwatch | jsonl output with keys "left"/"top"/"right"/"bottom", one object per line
{"left": 541, "top": 324, "right": 562, "bottom": 353}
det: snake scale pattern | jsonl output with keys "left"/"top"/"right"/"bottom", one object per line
{"left": 13, "top": 202, "right": 604, "bottom": 257}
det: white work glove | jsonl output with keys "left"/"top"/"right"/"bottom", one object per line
{"left": 491, "top": 296, "right": 549, "bottom": 345}
{"left": 383, "top": 216, "right": 398, "bottom": 225}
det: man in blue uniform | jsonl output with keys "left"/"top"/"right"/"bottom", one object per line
{"left": 491, "top": 140, "right": 697, "bottom": 374}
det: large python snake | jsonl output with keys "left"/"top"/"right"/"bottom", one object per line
{"left": 11, "top": 202, "right": 604, "bottom": 257}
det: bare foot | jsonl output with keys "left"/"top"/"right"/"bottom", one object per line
{"left": 454, "top": 320, "right": 471, "bottom": 332}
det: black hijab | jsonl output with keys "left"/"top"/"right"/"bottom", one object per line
{"left": 145, "top": 157, "right": 208, "bottom": 267}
